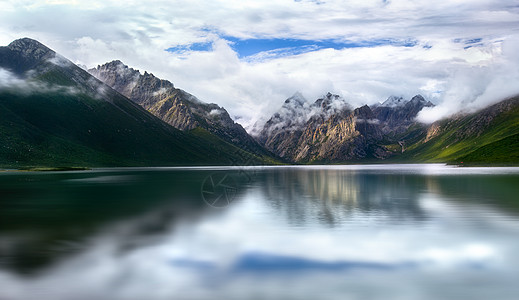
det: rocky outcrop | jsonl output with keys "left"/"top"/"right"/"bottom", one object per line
{"left": 90, "top": 61, "right": 273, "bottom": 158}
{"left": 257, "top": 93, "right": 433, "bottom": 163}
{"left": 371, "top": 95, "right": 434, "bottom": 136}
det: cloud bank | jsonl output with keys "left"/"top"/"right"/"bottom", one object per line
{"left": 1, "top": 0, "right": 519, "bottom": 130}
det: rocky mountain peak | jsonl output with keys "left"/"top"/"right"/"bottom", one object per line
{"left": 91, "top": 60, "right": 140, "bottom": 86}
{"left": 90, "top": 60, "right": 176, "bottom": 105}
{"left": 409, "top": 94, "right": 425, "bottom": 104}
{"left": 89, "top": 61, "right": 272, "bottom": 159}
{"left": 380, "top": 96, "right": 405, "bottom": 107}
{"left": 354, "top": 104, "right": 374, "bottom": 118}
{"left": 284, "top": 92, "right": 306, "bottom": 105}
{"left": 7, "top": 38, "right": 55, "bottom": 61}
{"left": 407, "top": 94, "right": 434, "bottom": 108}
{"left": 313, "top": 92, "right": 350, "bottom": 114}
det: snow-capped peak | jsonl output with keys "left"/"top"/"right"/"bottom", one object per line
{"left": 380, "top": 96, "right": 405, "bottom": 107}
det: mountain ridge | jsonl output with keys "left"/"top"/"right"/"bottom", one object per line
{"left": 257, "top": 93, "right": 433, "bottom": 162}
{"left": 89, "top": 60, "right": 275, "bottom": 159}
{"left": 1, "top": 37, "right": 518, "bottom": 167}
{"left": 0, "top": 38, "right": 269, "bottom": 168}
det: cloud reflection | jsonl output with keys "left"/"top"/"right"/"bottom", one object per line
{"left": 1, "top": 165, "right": 519, "bottom": 299}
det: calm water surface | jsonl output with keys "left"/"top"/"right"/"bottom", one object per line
{"left": 1, "top": 164, "right": 519, "bottom": 300}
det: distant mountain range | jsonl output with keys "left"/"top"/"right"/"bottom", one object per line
{"left": 256, "top": 91, "right": 519, "bottom": 165}
{"left": 1, "top": 38, "right": 518, "bottom": 167}
{"left": 256, "top": 92, "right": 434, "bottom": 162}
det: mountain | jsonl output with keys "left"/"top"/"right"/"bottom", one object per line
{"left": 258, "top": 93, "right": 382, "bottom": 162}
{"left": 2, "top": 38, "right": 517, "bottom": 168}
{"left": 89, "top": 60, "right": 274, "bottom": 159}
{"left": 0, "top": 38, "right": 265, "bottom": 168}
{"left": 371, "top": 95, "right": 435, "bottom": 136}
{"left": 257, "top": 93, "right": 435, "bottom": 163}
{"left": 398, "top": 95, "right": 519, "bottom": 165}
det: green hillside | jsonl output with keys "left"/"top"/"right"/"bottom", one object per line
{"left": 0, "top": 38, "right": 270, "bottom": 168}
{"left": 456, "top": 133, "right": 519, "bottom": 165}
{"left": 0, "top": 90, "right": 263, "bottom": 168}
{"left": 397, "top": 96, "right": 519, "bottom": 165}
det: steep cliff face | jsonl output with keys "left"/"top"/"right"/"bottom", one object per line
{"left": 292, "top": 104, "right": 388, "bottom": 162}
{"left": 372, "top": 95, "right": 435, "bottom": 136}
{"left": 257, "top": 93, "right": 433, "bottom": 163}
{"left": 89, "top": 61, "right": 272, "bottom": 158}
{"left": 256, "top": 92, "right": 310, "bottom": 159}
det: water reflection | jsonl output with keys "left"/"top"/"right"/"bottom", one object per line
{"left": 259, "top": 168, "right": 429, "bottom": 227}
{"left": 0, "top": 169, "right": 246, "bottom": 274}
{"left": 1, "top": 165, "right": 519, "bottom": 300}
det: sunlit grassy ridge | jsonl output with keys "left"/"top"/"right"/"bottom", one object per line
{"left": 397, "top": 96, "right": 519, "bottom": 165}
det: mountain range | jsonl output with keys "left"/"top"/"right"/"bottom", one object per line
{"left": 1, "top": 38, "right": 518, "bottom": 168}
{"left": 0, "top": 38, "right": 272, "bottom": 168}
{"left": 88, "top": 61, "right": 273, "bottom": 159}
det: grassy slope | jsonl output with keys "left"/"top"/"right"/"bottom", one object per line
{"left": 0, "top": 39, "right": 280, "bottom": 168}
{"left": 396, "top": 96, "right": 519, "bottom": 164}
{"left": 0, "top": 89, "right": 270, "bottom": 168}
{"left": 456, "top": 133, "right": 519, "bottom": 165}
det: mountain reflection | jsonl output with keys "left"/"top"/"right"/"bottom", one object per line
{"left": 0, "top": 169, "right": 246, "bottom": 274}
{"left": 258, "top": 168, "right": 428, "bottom": 226}
{"left": 1, "top": 166, "right": 519, "bottom": 300}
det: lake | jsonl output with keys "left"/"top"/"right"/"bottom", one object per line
{"left": 1, "top": 164, "right": 519, "bottom": 300}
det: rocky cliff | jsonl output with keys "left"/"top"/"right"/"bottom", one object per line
{"left": 89, "top": 61, "right": 272, "bottom": 158}
{"left": 371, "top": 95, "right": 434, "bottom": 136}
{"left": 257, "top": 93, "right": 433, "bottom": 163}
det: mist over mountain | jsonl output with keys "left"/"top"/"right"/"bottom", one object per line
{"left": 0, "top": 38, "right": 269, "bottom": 167}
{"left": 256, "top": 93, "right": 434, "bottom": 162}
{"left": 372, "top": 95, "right": 435, "bottom": 136}
{"left": 1, "top": 37, "right": 518, "bottom": 167}
{"left": 89, "top": 60, "right": 274, "bottom": 159}
{"left": 256, "top": 91, "right": 519, "bottom": 164}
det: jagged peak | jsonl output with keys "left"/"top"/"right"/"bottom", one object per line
{"left": 312, "top": 92, "right": 349, "bottom": 113}
{"left": 321, "top": 92, "right": 342, "bottom": 100}
{"left": 8, "top": 38, "right": 51, "bottom": 51}
{"left": 409, "top": 94, "right": 425, "bottom": 103}
{"left": 108, "top": 59, "right": 125, "bottom": 66}
{"left": 94, "top": 60, "right": 136, "bottom": 74}
{"left": 407, "top": 94, "right": 435, "bottom": 108}
{"left": 380, "top": 95, "right": 405, "bottom": 107}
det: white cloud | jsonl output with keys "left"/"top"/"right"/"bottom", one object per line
{"left": 1, "top": 0, "right": 519, "bottom": 130}
{"left": 0, "top": 67, "right": 80, "bottom": 95}
{"left": 417, "top": 36, "right": 519, "bottom": 123}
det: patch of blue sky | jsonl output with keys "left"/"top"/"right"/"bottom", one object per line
{"left": 244, "top": 45, "right": 322, "bottom": 62}
{"left": 166, "top": 41, "right": 213, "bottom": 53}
{"left": 166, "top": 37, "right": 418, "bottom": 59}
{"left": 454, "top": 38, "right": 483, "bottom": 44}
{"left": 224, "top": 37, "right": 417, "bottom": 59}
{"left": 453, "top": 37, "right": 484, "bottom": 49}
{"left": 225, "top": 37, "right": 417, "bottom": 58}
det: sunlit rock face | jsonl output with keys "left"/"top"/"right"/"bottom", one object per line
{"left": 90, "top": 61, "right": 272, "bottom": 158}
{"left": 257, "top": 93, "right": 433, "bottom": 163}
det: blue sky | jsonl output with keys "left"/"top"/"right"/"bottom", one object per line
{"left": 167, "top": 37, "right": 418, "bottom": 59}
